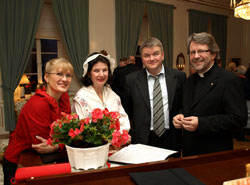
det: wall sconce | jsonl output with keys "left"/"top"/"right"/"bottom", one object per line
{"left": 176, "top": 53, "right": 185, "bottom": 71}
{"left": 19, "top": 74, "right": 30, "bottom": 98}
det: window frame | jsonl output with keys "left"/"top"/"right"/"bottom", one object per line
{"left": 25, "top": 38, "right": 62, "bottom": 84}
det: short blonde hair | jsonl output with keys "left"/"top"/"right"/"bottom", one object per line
{"left": 45, "top": 58, "right": 73, "bottom": 74}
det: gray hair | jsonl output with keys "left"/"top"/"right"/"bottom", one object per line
{"left": 140, "top": 37, "right": 164, "bottom": 54}
{"left": 187, "top": 32, "right": 220, "bottom": 61}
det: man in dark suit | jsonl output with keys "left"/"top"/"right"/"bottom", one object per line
{"left": 111, "top": 57, "right": 127, "bottom": 100}
{"left": 112, "top": 56, "right": 140, "bottom": 107}
{"left": 124, "top": 37, "right": 186, "bottom": 153}
{"left": 125, "top": 55, "right": 140, "bottom": 74}
{"left": 173, "top": 32, "right": 248, "bottom": 157}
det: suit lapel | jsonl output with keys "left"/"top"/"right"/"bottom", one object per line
{"left": 136, "top": 70, "right": 151, "bottom": 111}
{"left": 165, "top": 68, "right": 177, "bottom": 110}
{"left": 136, "top": 67, "right": 178, "bottom": 111}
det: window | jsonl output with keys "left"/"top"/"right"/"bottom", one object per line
{"left": 25, "top": 39, "right": 59, "bottom": 93}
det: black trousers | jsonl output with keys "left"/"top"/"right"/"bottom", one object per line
{"left": 3, "top": 157, "right": 17, "bottom": 185}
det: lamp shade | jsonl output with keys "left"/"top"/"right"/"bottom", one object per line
{"left": 20, "top": 74, "right": 29, "bottom": 85}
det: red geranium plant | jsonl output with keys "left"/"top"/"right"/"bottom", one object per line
{"left": 48, "top": 108, "right": 130, "bottom": 148}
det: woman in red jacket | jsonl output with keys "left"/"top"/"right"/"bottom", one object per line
{"left": 3, "top": 58, "right": 74, "bottom": 185}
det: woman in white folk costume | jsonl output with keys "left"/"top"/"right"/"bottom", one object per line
{"left": 72, "top": 52, "right": 130, "bottom": 131}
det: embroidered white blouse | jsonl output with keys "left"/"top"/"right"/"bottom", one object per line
{"left": 72, "top": 85, "right": 130, "bottom": 131}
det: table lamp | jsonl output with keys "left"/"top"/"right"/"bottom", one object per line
{"left": 19, "top": 74, "right": 30, "bottom": 99}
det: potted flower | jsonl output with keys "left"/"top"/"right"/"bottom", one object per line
{"left": 47, "top": 108, "right": 130, "bottom": 170}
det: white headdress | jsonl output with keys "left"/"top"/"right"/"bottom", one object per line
{"left": 82, "top": 53, "right": 116, "bottom": 77}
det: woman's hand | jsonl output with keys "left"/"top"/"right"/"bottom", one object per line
{"left": 32, "top": 135, "right": 59, "bottom": 154}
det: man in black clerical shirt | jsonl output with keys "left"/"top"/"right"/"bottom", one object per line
{"left": 173, "top": 32, "right": 247, "bottom": 157}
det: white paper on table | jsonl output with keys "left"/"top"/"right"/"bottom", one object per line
{"left": 108, "top": 144, "right": 177, "bottom": 164}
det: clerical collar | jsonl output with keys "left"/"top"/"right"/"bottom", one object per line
{"left": 198, "top": 63, "right": 215, "bottom": 78}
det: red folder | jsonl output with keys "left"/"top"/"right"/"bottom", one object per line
{"left": 12, "top": 163, "right": 71, "bottom": 183}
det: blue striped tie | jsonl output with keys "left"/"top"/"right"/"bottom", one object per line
{"left": 153, "top": 75, "right": 165, "bottom": 137}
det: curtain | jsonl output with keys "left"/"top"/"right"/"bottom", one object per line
{"left": 52, "top": 0, "right": 89, "bottom": 81}
{"left": 115, "top": 0, "right": 145, "bottom": 63}
{"left": 0, "top": 0, "right": 43, "bottom": 131}
{"left": 211, "top": 14, "right": 227, "bottom": 68}
{"left": 147, "top": 1, "right": 174, "bottom": 68}
{"left": 188, "top": 9, "right": 209, "bottom": 35}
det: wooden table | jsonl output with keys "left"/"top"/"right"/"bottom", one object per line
{"left": 18, "top": 149, "right": 250, "bottom": 185}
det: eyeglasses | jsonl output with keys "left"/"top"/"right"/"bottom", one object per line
{"left": 47, "top": 72, "right": 73, "bottom": 79}
{"left": 188, "top": 50, "right": 210, "bottom": 56}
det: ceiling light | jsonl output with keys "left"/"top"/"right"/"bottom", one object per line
{"left": 231, "top": 0, "right": 250, "bottom": 20}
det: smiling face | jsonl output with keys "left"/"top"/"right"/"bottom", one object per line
{"left": 189, "top": 42, "right": 216, "bottom": 74}
{"left": 141, "top": 46, "right": 164, "bottom": 76}
{"left": 89, "top": 61, "right": 109, "bottom": 89}
{"left": 44, "top": 67, "right": 72, "bottom": 99}
{"left": 44, "top": 58, "right": 73, "bottom": 100}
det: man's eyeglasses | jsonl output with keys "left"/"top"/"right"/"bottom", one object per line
{"left": 47, "top": 72, "right": 73, "bottom": 79}
{"left": 188, "top": 50, "right": 210, "bottom": 56}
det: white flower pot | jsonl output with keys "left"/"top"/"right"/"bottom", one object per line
{"left": 65, "top": 143, "right": 110, "bottom": 170}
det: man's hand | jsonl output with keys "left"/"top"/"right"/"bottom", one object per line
{"left": 173, "top": 114, "right": 184, "bottom": 129}
{"left": 182, "top": 116, "right": 199, "bottom": 131}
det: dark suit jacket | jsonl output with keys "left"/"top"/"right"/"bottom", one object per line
{"left": 111, "top": 64, "right": 140, "bottom": 107}
{"left": 111, "top": 66, "right": 127, "bottom": 98}
{"left": 124, "top": 66, "right": 186, "bottom": 151}
{"left": 182, "top": 64, "right": 248, "bottom": 156}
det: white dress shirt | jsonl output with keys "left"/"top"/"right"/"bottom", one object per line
{"left": 146, "top": 65, "right": 169, "bottom": 130}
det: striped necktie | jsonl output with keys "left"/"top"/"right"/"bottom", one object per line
{"left": 153, "top": 75, "right": 165, "bottom": 137}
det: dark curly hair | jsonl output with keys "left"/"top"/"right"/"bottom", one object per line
{"left": 81, "top": 52, "right": 112, "bottom": 87}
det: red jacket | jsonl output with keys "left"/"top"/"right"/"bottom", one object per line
{"left": 4, "top": 89, "right": 71, "bottom": 163}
